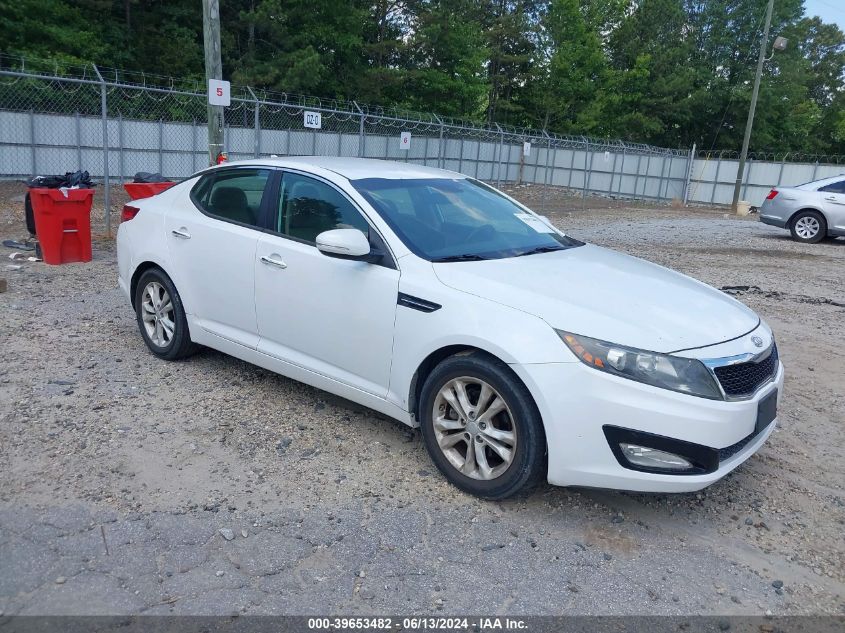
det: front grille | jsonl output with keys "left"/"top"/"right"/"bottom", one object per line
{"left": 713, "top": 343, "right": 779, "bottom": 398}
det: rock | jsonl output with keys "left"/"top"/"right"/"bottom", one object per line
{"left": 55, "top": 576, "right": 67, "bottom": 584}
{"left": 731, "top": 596, "right": 741, "bottom": 604}
{"left": 771, "top": 579, "right": 783, "bottom": 589}
{"left": 481, "top": 543, "right": 505, "bottom": 552}
{"left": 216, "top": 570, "right": 225, "bottom": 577}
{"left": 219, "top": 528, "right": 235, "bottom": 541}
{"left": 603, "top": 553, "right": 613, "bottom": 561}
{"left": 241, "top": 528, "right": 249, "bottom": 538}
{"left": 611, "top": 515, "right": 624, "bottom": 524}
{"left": 745, "top": 518, "right": 754, "bottom": 525}
{"left": 718, "top": 620, "right": 730, "bottom": 631}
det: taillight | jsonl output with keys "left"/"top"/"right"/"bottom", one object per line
{"left": 121, "top": 204, "right": 140, "bottom": 222}
{"left": 766, "top": 189, "right": 779, "bottom": 200}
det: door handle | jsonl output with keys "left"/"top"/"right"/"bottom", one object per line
{"left": 260, "top": 254, "right": 288, "bottom": 269}
{"left": 171, "top": 228, "right": 191, "bottom": 240}
{"left": 824, "top": 196, "right": 837, "bottom": 201}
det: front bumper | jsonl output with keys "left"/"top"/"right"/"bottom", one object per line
{"left": 511, "top": 358, "right": 784, "bottom": 492}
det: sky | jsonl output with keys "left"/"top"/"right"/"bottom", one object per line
{"left": 803, "top": 0, "right": 845, "bottom": 30}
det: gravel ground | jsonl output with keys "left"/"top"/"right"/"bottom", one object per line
{"left": 0, "top": 180, "right": 843, "bottom": 616}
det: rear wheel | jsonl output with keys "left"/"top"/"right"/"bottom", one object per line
{"left": 790, "top": 210, "right": 826, "bottom": 243}
{"left": 134, "top": 268, "right": 197, "bottom": 360}
{"left": 419, "top": 351, "right": 546, "bottom": 499}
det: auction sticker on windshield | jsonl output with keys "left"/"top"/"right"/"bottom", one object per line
{"left": 514, "top": 213, "right": 555, "bottom": 233}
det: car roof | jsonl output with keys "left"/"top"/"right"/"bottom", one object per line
{"left": 211, "top": 156, "right": 467, "bottom": 181}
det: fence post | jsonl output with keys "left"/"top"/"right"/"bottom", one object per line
{"left": 495, "top": 123, "right": 505, "bottom": 186}
{"left": 158, "top": 119, "right": 164, "bottom": 175}
{"left": 657, "top": 153, "right": 668, "bottom": 201}
{"left": 92, "top": 64, "right": 111, "bottom": 236}
{"left": 118, "top": 113, "right": 125, "bottom": 185}
{"left": 192, "top": 119, "right": 198, "bottom": 173}
{"left": 74, "top": 111, "right": 82, "bottom": 172}
{"left": 474, "top": 134, "right": 482, "bottom": 179}
{"left": 776, "top": 153, "right": 788, "bottom": 187}
{"left": 608, "top": 149, "right": 618, "bottom": 195}
{"left": 710, "top": 153, "right": 722, "bottom": 205}
{"left": 248, "top": 87, "right": 260, "bottom": 158}
{"left": 811, "top": 160, "right": 819, "bottom": 181}
{"left": 353, "top": 101, "right": 365, "bottom": 158}
{"left": 616, "top": 148, "right": 626, "bottom": 197}
{"left": 541, "top": 131, "right": 552, "bottom": 212}
{"left": 632, "top": 154, "right": 642, "bottom": 198}
{"left": 434, "top": 114, "right": 444, "bottom": 169}
{"left": 29, "top": 109, "right": 37, "bottom": 177}
{"left": 683, "top": 143, "right": 696, "bottom": 205}
{"left": 458, "top": 136, "right": 465, "bottom": 174}
{"left": 583, "top": 143, "right": 594, "bottom": 199}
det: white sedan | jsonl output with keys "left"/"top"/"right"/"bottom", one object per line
{"left": 117, "top": 157, "right": 783, "bottom": 499}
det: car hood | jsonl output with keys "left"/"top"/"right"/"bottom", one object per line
{"left": 432, "top": 244, "right": 759, "bottom": 353}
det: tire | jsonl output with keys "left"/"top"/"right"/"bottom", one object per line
{"left": 419, "top": 351, "right": 546, "bottom": 500}
{"left": 134, "top": 268, "right": 197, "bottom": 360}
{"left": 790, "top": 210, "right": 826, "bottom": 243}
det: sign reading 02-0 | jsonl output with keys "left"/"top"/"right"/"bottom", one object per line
{"left": 304, "top": 111, "right": 322, "bottom": 129}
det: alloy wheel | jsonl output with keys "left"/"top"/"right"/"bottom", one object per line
{"left": 140, "top": 281, "right": 175, "bottom": 348}
{"left": 794, "top": 216, "right": 820, "bottom": 240}
{"left": 432, "top": 377, "right": 517, "bottom": 480}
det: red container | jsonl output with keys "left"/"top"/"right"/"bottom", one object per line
{"left": 123, "top": 181, "right": 175, "bottom": 200}
{"left": 28, "top": 188, "right": 95, "bottom": 265}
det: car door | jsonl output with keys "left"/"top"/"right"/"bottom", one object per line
{"left": 166, "top": 167, "right": 274, "bottom": 349}
{"left": 818, "top": 179, "right": 845, "bottom": 232}
{"left": 254, "top": 170, "right": 400, "bottom": 397}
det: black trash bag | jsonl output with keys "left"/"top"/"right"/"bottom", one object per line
{"left": 26, "top": 170, "right": 95, "bottom": 189}
{"left": 133, "top": 172, "right": 171, "bottom": 183}
{"left": 25, "top": 191, "right": 36, "bottom": 236}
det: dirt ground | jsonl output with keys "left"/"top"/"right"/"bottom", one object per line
{"left": 0, "top": 179, "right": 843, "bottom": 616}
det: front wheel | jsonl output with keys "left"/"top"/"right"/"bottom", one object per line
{"left": 790, "top": 210, "right": 826, "bottom": 243}
{"left": 419, "top": 351, "right": 546, "bottom": 499}
{"left": 134, "top": 268, "right": 197, "bottom": 360}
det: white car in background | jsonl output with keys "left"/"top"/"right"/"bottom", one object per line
{"left": 117, "top": 157, "right": 783, "bottom": 499}
{"left": 760, "top": 174, "right": 845, "bottom": 243}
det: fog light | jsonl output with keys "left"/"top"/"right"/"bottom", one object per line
{"left": 619, "top": 443, "right": 692, "bottom": 470}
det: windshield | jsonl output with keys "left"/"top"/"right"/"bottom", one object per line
{"left": 352, "top": 177, "right": 582, "bottom": 261}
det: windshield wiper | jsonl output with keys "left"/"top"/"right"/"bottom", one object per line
{"left": 431, "top": 253, "right": 489, "bottom": 262}
{"left": 513, "top": 245, "right": 565, "bottom": 257}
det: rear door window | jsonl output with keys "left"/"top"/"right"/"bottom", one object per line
{"left": 192, "top": 168, "right": 272, "bottom": 227}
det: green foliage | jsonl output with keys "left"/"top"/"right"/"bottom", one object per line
{"left": 1, "top": 0, "right": 843, "bottom": 154}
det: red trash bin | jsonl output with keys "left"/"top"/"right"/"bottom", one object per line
{"left": 123, "top": 182, "right": 175, "bottom": 200}
{"left": 28, "top": 188, "right": 95, "bottom": 265}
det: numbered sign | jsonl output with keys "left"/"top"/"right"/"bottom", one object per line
{"left": 304, "top": 111, "right": 322, "bottom": 129}
{"left": 208, "top": 79, "right": 231, "bottom": 107}
{"left": 523, "top": 141, "right": 531, "bottom": 157}
{"left": 400, "top": 131, "right": 411, "bottom": 150}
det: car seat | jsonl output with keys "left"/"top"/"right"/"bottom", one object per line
{"left": 210, "top": 186, "right": 254, "bottom": 225}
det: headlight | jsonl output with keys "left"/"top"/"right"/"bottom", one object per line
{"left": 557, "top": 330, "right": 723, "bottom": 400}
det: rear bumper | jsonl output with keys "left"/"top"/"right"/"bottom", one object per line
{"left": 759, "top": 214, "right": 787, "bottom": 228}
{"left": 511, "top": 359, "right": 784, "bottom": 492}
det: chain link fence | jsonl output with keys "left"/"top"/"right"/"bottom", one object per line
{"left": 3, "top": 53, "right": 843, "bottom": 233}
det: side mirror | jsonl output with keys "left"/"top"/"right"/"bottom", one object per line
{"left": 316, "top": 228, "right": 373, "bottom": 261}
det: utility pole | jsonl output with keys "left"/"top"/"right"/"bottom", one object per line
{"left": 731, "top": 0, "right": 774, "bottom": 214}
{"left": 203, "top": 0, "right": 224, "bottom": 166}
